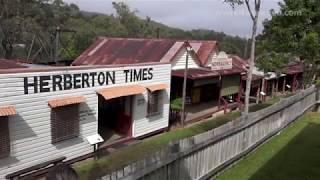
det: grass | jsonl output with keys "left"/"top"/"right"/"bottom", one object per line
{"left": 249, "top": 96, "right": 281, "bottom": 112}
{"left": 74, "top": 97, "right": 283, "bottom": 179}
{"left": 216, "top": 112, "right": 320, "bottom": 180}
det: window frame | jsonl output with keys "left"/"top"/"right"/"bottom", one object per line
{"left": 51, "top": 104, "right": 80, "bottom": 144}
{"left": 147, "top": 90, "right": 163, "bottom": 117}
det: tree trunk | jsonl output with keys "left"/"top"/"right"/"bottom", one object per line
{"left": 2, "top": 39, "right": 13, "bottom": 59}
{"left": 244, "top": 11, "right": 260, "bottom": 115}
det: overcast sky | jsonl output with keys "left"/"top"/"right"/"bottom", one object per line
{"left": 64, "top": 0, "right": 281, "bottom": 38}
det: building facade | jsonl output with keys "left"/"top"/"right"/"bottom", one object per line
{"left": 0, "top": 63, "right": 171, "bottom": 179}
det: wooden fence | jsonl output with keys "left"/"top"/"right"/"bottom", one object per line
{"left": 98, "top": 86, "right": 318, "bottom": 180}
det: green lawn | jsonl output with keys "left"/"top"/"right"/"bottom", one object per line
{"left": 216, "top": 112, "right": 320, "bottom": 180}
{"left": 74, "top": 97, "right": 282, "bottom": 179}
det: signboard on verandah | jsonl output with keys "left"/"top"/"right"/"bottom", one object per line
{"left": 211, "top": 51, "right": 232, "bottom": 71}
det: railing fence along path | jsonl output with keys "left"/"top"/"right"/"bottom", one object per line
{"left": 98, "top": 86, "right": 319, "bottom": 180}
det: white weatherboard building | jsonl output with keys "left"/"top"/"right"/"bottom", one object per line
{"left": 0, "top": 63, "right": 171, "bottom": 179}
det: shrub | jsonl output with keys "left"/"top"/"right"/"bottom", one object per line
{"left": 170, "top": 98, "right": 182, "bottom": 110}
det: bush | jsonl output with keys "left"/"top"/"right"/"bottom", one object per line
{"left": 170, "top": 98, "right": 182, "bottom": 110}
{"left": 315, "top": 79, "right": 320, "bottom": 88}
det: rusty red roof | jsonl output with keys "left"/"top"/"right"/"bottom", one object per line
{"left": 72, "top": 37, "right": 218, "bottom": 66}
{"left": 0, "top": 59, "right": 27, "bottom": 69}
{"left": 171, "top": 54, "right": 246, "bottom": 79}
{"left": 172, "top": 66, "right": 243, "bottom": 80}
{"left": 231, "top": 55, "right": 248, "bottom": 70}
{"left": 231, "top": 56, "right": 264, "bottom": 81}
{"left": 215, "top": 55, "right": 247, "bottom": 76}
{"left": 283, "top": 62, "right": 304, "bottom": 75}
{"left": 172, "top": 68, "right": 220, "bottom": 79}
{"left": 189, "top": 41, "right": 218, "bottom": 66}
{"left": 241, "top": 74, "right": 264, "bottom": 81}
{"left": 72, "top": 37, "right": 176, "bottom": 66}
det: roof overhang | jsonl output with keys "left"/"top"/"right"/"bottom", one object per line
{"left": 0, "top": 105, "right": 17, "bottom": 116}
{"left": 97, "top": 85, "right": 146, "bottom": 100}
{"left": 48, "top": 96, "right": 86, "bottom": 108}
{"left": 145, "top": 83, "right": 168, "bottom": 92}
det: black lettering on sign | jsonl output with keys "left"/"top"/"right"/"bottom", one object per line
{"left": 106, "top": 71, "right": 115, "bottom": 84}
{"left": 142, "top": 68, "right": 148, "bottom": 80}
{"left": 148, "top": 68, "right": 153, "bottom": 80}
{"left": 40, "top": 76, "right": 51, "bottom": 93}
{"left": 52, "top": 75, "right": 62, "bottom": 91}
{"left": 73, "top": 73, "right": 82, "bottom": 89}
{"left": 64, "top": 74, "right": 73, "bottom": 90}
{"left": 123, "top": 70, "right": 130, "bottom": 83}
{"left": 24, "top": 77, "right": 38, "bottom": 94}
{"left": 82, "top": 73, "right": 90, "bottom": 88}
{"left": 22, "top": 68, "right": 157, "bottom": 94}
{"left": 89, "top": 72, "right": 97, "bottom": 86}
{"left": 134, "top": 69, "right": 142, "bottom": 81}
{"left": 97, "top": 72, "right": 105, "bottom": 85}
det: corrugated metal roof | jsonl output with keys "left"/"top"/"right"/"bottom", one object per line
{"left": 72, "top": 37, "right": 176, "bottom": 66}
{"left": 190, "top": 41, "right": 218, "bottom": 66}
{"left": 215, "top": 67, "right": 243, "bottom": 76}
{"left": 231, "top": 55, "right": 248, "bottom": 70}
{"left": 283, "top": 62, "right": 304, "bottom": 75}
{"left": 145, "top": 83, "right": 168, "bottom": 92}
{"left": 242, "top": 74, "right": 264, "bottom": 81}
{"left": 0, "top": 59, "right": 27, "bottom": 69}
{"left": 72, "top": 37, "right": 218, "bottom": 67}
{"left": 48, "top": 96, "right": 86, "bottom": 108}
{"left": 172, "top": 68, "right": 220, "bottom": 79}
{"left": 0, "top": 105, "right": 17, "bottom": 116}
{"left": 172, "top": 55, "right": 245, "bottom": 80}
{"left": 97, "top": 85, "right": 146, "bottom": 100}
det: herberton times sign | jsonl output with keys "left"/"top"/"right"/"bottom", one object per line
{"left": 24, "top": 68, "right": 153, "bottom": 94}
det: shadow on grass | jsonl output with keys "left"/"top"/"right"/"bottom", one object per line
{"left": 249, "top": 123, "right": 320, "bottom": 180}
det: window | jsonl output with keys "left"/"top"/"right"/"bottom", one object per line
{"left": 148, "top": 91, "right": 162, "bottom": 116}
{"left": 51, "top": 105, "right": 79, "bottom": 143}
{"left": 0, "top": 116, "right": 10, "bottom": 158}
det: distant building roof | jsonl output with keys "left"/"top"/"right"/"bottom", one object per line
{"left": 0, "top": 59, "right": 27, "bottom": 69}
{"left": 172, "top": 68, "right": 220, "bottom": 79}
{"left": 72, "top": 37, "right": 218, "bottom": 66}
{"left": 231, "top": 55, "right": 248, "bottom": 70}
{"left": 172, "top": 56, "right": 244, "bottom": 79}
{"left": 283, "top": 62, "right": 304, "bottom": 75}
{"left": 189, "top": 41, "right": 218, "bottom": 65}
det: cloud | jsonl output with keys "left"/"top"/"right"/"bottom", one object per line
{"left": 64, "top": 0, "right": 280, "bottom": 37}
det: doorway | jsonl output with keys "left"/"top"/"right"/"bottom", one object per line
{"left": 98, "top": 95, "right": 132, "bottom": 145}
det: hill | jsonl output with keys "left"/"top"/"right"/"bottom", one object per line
{"left": 0, "top": 1, "right": 248, "bottom": 64}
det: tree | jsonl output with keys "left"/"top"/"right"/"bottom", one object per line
{"left": 225, "top": 0, "right": 262, "bottom": 115}
{"left": 112, "top": 1, "right": 153, "bottom": 38}
{"left": 260, "top": 0, "right": 320, "bottom": 84}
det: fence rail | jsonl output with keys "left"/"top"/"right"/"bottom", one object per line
{"left": 99, "top": 86, "right": 319, "bottom": 180}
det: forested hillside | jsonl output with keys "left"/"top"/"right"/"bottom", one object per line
{"left": 0, "top": 0, "right": 247, "bottom": 64}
